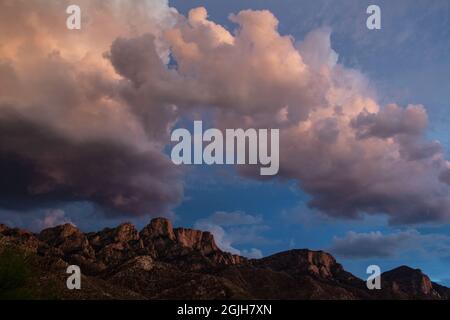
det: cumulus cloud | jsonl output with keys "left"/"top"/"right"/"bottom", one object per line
{"left": 194, "top": 211, "right": 267, "bottom": 258}
{"left": 2, "top": 1, "right": 450, "bottom": 225}
{"left": 161, "top": 7, "right": 450, "bottom": 224}
{"left": 0, "top": 0, "right": 183, "bottom": 217}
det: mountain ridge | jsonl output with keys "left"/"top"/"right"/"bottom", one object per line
{"left": 0, "top": 217, "right": 449, "bottom": 299}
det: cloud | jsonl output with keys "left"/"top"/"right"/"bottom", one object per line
{"left": 161, "top": 7, "right": 450, "bottom": 224}
{"left": 193, "top": 221, "right": 240, "bottom": 255}
{"left": 0, "top": 0, "right": 183, "bottom": 218}
{"left": 330, "top": 230, "right": 417, "bottom": 258}
{"left": 36, "top": 209, "right": 74, "bottom": 229}
{"left": 330, "top": 229, "right": 450, "bottom": 259}
{"left": 194, "top": 211, "right": 267, "bottom": 258}
{"left": 2, "top": 2, "right": 450, "bottom": 226}
{"left": 241, "top": 248, "right": 263, "bottom": 259}
{"left": 0, "top": 104, "right": 183, "bottom": 216}
{"left": 351, "top": 103, "right": 428, "bottom": 139}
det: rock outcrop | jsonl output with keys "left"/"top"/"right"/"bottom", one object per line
{"left": 381, "top": 266, "right": 450, "bottom": 299}
{"left": 255, "top": 249, "right": 341, "bottom": 279}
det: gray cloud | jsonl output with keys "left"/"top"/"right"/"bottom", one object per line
{"left": 330, "top": 230, "right": 450, "bottom": 259}
{"left": 330, "top": 230, "right": 417, "bottom": 258}
{"left": 0, "top": 106, "right": 183, "bottom": 216}
{"left": 351, "top": 104, "right": 428, "bottom": 139}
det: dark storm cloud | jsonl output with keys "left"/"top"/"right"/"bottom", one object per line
{"left": 0, "top": 106, "right": 182, "bottom": 216}
{"left": 0, "top": 0, "right": 186, "bottom": 218}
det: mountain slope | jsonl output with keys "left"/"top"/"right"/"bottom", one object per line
{"left": 0, "top": 218, "right": 449, "bottom": 299}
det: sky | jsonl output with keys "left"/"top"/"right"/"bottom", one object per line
{"left": 1, "top": 0, "right": 450, "bottom": 283}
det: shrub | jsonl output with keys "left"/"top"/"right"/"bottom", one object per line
{"left": 0, "top": 246, "right": 36, "bottom": 299}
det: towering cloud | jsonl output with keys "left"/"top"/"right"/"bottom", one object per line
{"left": 1, "top": 1, "right": 449, "bottom": 224}
{"left": 159, "top": 7, "right": 450, "bottom": 224}
{"left": 0, "top": 0, "right": 183, "bottom": 216}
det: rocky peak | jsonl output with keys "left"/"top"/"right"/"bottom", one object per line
{"left": 174, "top": 228, "right": 219, "bottom": 255}
{"left": 140, "top": 217, "right": 175, "bottom": 241}
{"left": 88, "top": 223, "right": 139, "bottom": 248}
{"left": 39, "top": 223, "right": 80, "bottom": 245}
{"left": 138, "top": 219, "right": 244, "bottom": 266}
{"left": 113, "top": 223, "right": 139, "bottom": 242}
{"left": 256, "top": 249, "right": 341, "bottom": 279}
{"left": 0, "top": 224, "right": 39, "bottom": 251}
{"left": 382, "top": 266, "right": 437, "bottom": 297}
{"left": 39, "top": 223, "right": 94, "bottom": 259}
